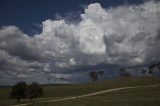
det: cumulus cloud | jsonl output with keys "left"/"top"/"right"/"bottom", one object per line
{"left": 0, "top": 0, "right": 160, "bottom": 84}
{"left": 0, "top": 26, "right": 42, "bottom": 61}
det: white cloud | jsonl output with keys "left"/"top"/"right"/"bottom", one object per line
{"left": 75, "top": 19, "right": 106, "bottom": 54}
{"left": 69, "top": 58, "right": 76, "bottom": 66}
{"left": 35, "top": 0, "right": 160, "bottom": 65}
{"left": 0, "top": 1, "right": 160, "bottom": 84}
{"left": 44, "top": 63, "right": 51, "bottom": 72}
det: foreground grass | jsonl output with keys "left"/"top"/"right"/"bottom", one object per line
{"left": 42, "top": 77, "right": 160, "bottom": 98}
{"left": 29, "top": 85, "right": 160, "bottom": 106}
{"left": 0, "top": 87, "right": 11, "bottom": 101}
{"left": 0, "top": 77, "right": 160, "bottom": 106}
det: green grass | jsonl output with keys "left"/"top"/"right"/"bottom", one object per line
{"left": 29, "top": 85, "right": 160, "bottom": 106}
{"left": 0, "top": 87, "right": 11, "bottom": 101}
{"left": 42, "top": 77, "right": 160, "bottom": 98}
{"left": 0, "top": 77, "right": 160, "bottom": 106}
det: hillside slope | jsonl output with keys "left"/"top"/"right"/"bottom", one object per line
{"left": 0, "top": 77, "right": 160, "bottom": 106}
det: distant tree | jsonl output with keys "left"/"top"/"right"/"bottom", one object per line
{"left": 120, "top": 68, "right": 131, "bottom": 77}
{"left": 147, "top": 61, "right": 160, "bottom": 75}
{"left": 89, "top": 71, "right": 104, "bottom": 82}
{"left": 59, "top": 77, "right": 66, "bottom": 81}
{"left": 141, "top": 69, "right": 147, "bottom": 75}
{"left": 89, "top": 71, "right": 98, "bottom": 82}
{"left": 97, "top": 70, "right": 104, "bottom": 76}
{"left": 148, "top": 70, "right": 154, "bottom": 75}
{"left": 10, "top": 82, "right": 28, "bottom": 103}
{"left": 154, "top": 61, "right": 160, "bottom": 71}
{"left": 148, "top": 64, "right": 156, "bottom": 71}
{"left": 148, "top": 64, "right": 157, "bottom": 75}
{"left": 27, "top": 82, "right": 43, "bottom": 102}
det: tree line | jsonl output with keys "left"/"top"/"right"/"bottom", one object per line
{"left": 88, "top": 61, "right": 160, "bottom": 82}
{"left": 141, "top": 62, "right": 160, "bottom": 76}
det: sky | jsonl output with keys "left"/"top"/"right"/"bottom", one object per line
{"left": 0, "top": 0, "right": 160, "bottom": 85}
{"left": 0, "top": 0, "right": 143, "bottom": 35}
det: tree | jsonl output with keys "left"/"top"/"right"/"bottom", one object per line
{"left": 147, "top": 61, "right": 160, "bottom": 75}
{"left": 10, "top": 82, "right": 28, "bottom": 103}
{"left": 89, "top": 71, "right": 104, "bottom": 82}
{"left": 148, "top": 64, "right": 157, "bottom": 75}
{"left": 119, "top": 68, "right": 131, "bottom": 77}
{"left": 27, "top": 82, "right": 43, "bottom": 102}
{"left": 97, "top": 70, "right": 104, "bottom": 76}
{"left": 141, "top": 69, "right": 147, "bottom": 75}
{"left": 59, "top": 77, "right": 66, "bottom": 81}
{"left": 148, "top": 70, "right": 154, "bottom": 75}
{"left": 148, "top": 64, "right": 156, "bottom": 71}
{"left": 89, "top": 71, "right": 98, "bottom": 82}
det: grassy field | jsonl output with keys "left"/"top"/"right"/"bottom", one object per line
{"left": 0, "top": 77, "right": 160, "bottom": 106}
{"left": 29, "top": 85, "right": 160, "bottom": 106}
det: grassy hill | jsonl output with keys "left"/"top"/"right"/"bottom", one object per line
{"left": 29, "top": 85, "right": 160, "bottom": 106}
{"left": 0, "top": 77, "right": 160, "bottom": 106}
